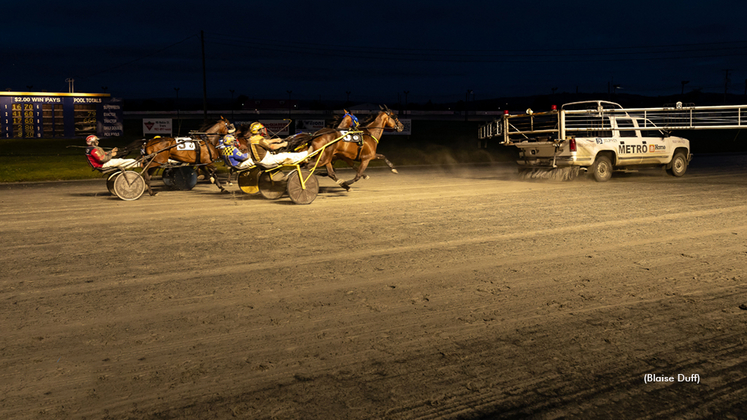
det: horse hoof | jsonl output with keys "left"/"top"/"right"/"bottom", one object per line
{"left": 391, "top": 169, "right": 399, "bottom": 174}
{"left": 363, "top": 174, "right": 370, "bottom": 180}
{"left": 210, "top": 177, "right": 215, "bottom": 184}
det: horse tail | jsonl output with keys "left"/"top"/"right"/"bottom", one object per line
{"left": 279, "top": 132, "right": 314, "bottom": 153}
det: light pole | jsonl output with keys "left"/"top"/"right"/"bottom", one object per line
{"left": 681, "top": 81, "right": 689, "bottom": 95}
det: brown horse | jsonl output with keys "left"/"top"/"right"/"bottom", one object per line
{"left": 199, "top": 116, "right": 236, "bottom": 147}
{"left": 140, "top": 118, "right": 235, "bottom": 196}
{"left": 308, "top": 105, "right": 403, "bottom": 191}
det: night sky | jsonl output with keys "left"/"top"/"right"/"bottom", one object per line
{"left": 5, "top": 0, "right": 747, "bottom": 105}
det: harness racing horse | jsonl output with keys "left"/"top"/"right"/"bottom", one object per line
{"left": 140, "top": 118, "right": 235, "bottom": 196}
{"left": 308, "top": 105, "right": 404, "bottom": 191}
{"left": 199, "top": 116, "right": 236, "bottom": 147}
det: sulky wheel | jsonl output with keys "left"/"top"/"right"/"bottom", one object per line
{"left": 286, "top": 169, "right": 319, "bottom": 205}
{"left": 259, "top": 170, "right": 287, "bottom": 200}
{"left": 172, "top": 167, "right": 198, "bottom": 191}
{"left": 106, "top": 172, "right": 121, "bottom": 195}
{"left": 113, "top": 170, "right": 146, "bottom": 201}
{"left": 238, "top": 167, "right": 261, "bottom": 195}
{"left": 161, "top": 168, "right": 175, "bottom": 188}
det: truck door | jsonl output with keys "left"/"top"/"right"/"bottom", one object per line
{"left": 638, "top": 118, "right": 668, "bottom": 164}
{"left": 614, "top": 118, "right": 645, "bottom": 165}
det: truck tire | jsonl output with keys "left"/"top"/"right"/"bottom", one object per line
{"left": 591, "top": 155, "right": 613, "bottom": 182}
{"left": 667, "top": 152, "right": 688, "bottom": 177}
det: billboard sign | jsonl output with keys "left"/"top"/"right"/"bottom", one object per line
{"left": 296, "top": 120, "right": 326, "bottom": 132}
{"left": 143, "top": 118, "right": 172, "bottom": 135}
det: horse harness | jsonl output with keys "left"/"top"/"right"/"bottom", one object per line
{"left": 340, "top": 130, "right": 379, "bottom": 160}
{"left": 176, "top": 137, "right": 215, "bottom": 165}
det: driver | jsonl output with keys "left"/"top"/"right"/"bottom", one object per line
{"left": 85, "top": 135, "right": 139, "bottom": 169}
{"left": 248, "top": 122, "right": 311, "bottom": 168}
{"left": 221, "top": 134, "right": 255, "bottom": 168}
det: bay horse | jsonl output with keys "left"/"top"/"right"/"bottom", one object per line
{"left": 308, "top": 105, "right": 403, "bottom": 191}
{"left": 140, "top": 118, "right": 235, "bottom": 196}
{"left": 199, "top": 116, "right": 236, "bottom": 147}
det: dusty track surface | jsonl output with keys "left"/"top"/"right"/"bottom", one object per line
{"left": 2, "top": 156, "right": 747, "bottom": 419}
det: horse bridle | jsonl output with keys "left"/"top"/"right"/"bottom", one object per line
{"left": 382, "top": 110, "right": 404, "bottom": 131}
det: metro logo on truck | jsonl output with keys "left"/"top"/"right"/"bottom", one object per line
{"left": 618, "top": 144, "right": 667, "bottom": 154}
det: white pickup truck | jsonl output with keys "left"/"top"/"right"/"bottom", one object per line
{"left": 477, "top": 100, "right": 747, "bottom": 181}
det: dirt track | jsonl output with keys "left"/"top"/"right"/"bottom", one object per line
{"left": 2, "top": 157, "right": 747, "bottom": 420}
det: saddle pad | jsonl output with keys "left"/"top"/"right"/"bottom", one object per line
{"left": 175, "top": 137, "right": 197, "bottom": 151}
{"left": 340, "top": 131, "right": 363, "bottom": 143}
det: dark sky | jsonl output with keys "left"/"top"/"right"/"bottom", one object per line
{"left": 5, "top": 0, "right": 747, "bottom": 105}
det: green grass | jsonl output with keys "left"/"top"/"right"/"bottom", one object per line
{"left": 0, "top": 156, "right": 106, "bottom": 182}
{"left": 0, "top": 138, "right": 139, "bottom": 183}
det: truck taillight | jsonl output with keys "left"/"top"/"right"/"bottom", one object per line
{"left": 569, "top": 138, "right": 577, "bottom": 152}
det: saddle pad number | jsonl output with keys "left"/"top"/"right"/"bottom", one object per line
{"left": 176, "top": 140, "right": 196, "bottom": 151}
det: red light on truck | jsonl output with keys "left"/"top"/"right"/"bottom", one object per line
{"left": 551, "top": 105, "right": 557, "bottom": 111}
{"left": 569, "top": 138, "right": 577, "bottom": 152}
{"left": 504, "top": 110, "right": 509, "bottom": 115}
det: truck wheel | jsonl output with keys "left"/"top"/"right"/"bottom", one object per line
{"left": 591, "top": 155, "right": 613, "bottom": 182}
{"left": 667, "top": 152, "right": 688, "bottom": 177}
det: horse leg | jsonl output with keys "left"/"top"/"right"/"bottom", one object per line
{"left": 142, "top": 165, "right": 158, "bottom": 196}
{"left": 341, "top": 159, "right": 372, "bottom": 190}
{"left": 204, "top": 166, "right": 226, "bottom": 192}
{"left": 338, "top": 156, "right": 369, "bottom": 180}
{"left": 324, "top": 162, "right": 351, "bottom": 191}
{"left": 376, "top": 153, "right": 398, "bottom": 174}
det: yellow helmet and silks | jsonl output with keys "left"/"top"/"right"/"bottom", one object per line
{"left": 250, "top": 122, "right": 266, "bottom": 135}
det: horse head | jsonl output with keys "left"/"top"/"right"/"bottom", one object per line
{"left": 218, "top": 116, "right": 236, "bottom": 135}
{"left": 379, "top": 105, "right": 404, "bottom": 132}
{"left": 203, "top": 116, "right": 236, "bottom": 146}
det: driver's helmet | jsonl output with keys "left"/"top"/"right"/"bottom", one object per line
{"left": 85, "top": 135, "right": 99, "bottom": 146}
{"left": 222, "top": 134, "right": 236, "bottom": 146}
{"left": 250, "top": 122, "right": 266, "bottom": 135}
